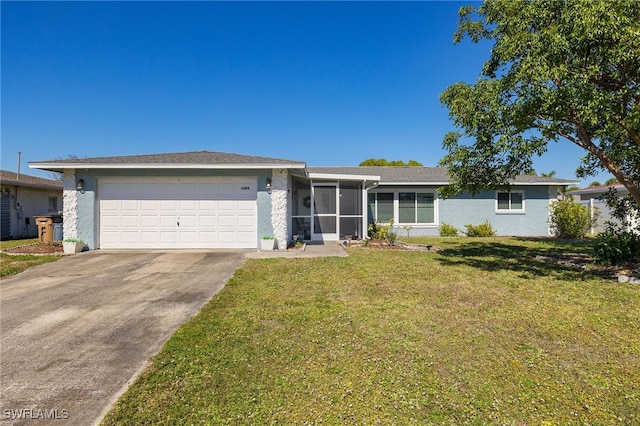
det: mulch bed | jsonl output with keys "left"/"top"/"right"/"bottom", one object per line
{"left": 2, "top": 242, "right": 64, "bottom": 255}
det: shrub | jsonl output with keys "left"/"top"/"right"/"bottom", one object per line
{"left": 439, "top": 223, "right": 459, "bottom": 237}
{"left": 464, "top": 220, "right": 496, "bottom": 237}
{"left": 367, "top": 219, "right": 397, "bottom": 245}
{"left": 594, "top": 227, "right": 640, "bottom": 265}
{"left": 548, "top": 198, "right": 597, "bottom": 239}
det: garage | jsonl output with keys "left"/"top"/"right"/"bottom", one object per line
{"left": 99, "top": 177, "right": 257, "bottom": 249}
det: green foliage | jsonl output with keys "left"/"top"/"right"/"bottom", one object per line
{"left": 439, "top": 223, "right": 459, "bottom": 237}
{"left": 548, "top": 198, "right": 597, "bottom": 239}
{"left": 594, "top": 228, "right": 640, "bottom": 265}
{"left": 438, "top": 0, "right": 640, "bottom": 212}
{"left": 464, "top": 220, "right": 496, "bottom": 237}
{"left": 359, "top": 158, "right": 423, "bottom": 166}
{"left": 367, "top": 219, "right": 397, "bottom": 245}
{"left": 605, "top": 177, "right": 618, "bottom": 185}
{"left": 102, "top": 238, "right": 640, "bottom": 425}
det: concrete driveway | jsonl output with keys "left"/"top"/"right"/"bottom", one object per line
{"left": 0, "top": 250, "right": 247, "bottom": 425}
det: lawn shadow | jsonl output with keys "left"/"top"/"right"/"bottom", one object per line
{"left": 434, "top": 238, "right": 604, "bottom": 281}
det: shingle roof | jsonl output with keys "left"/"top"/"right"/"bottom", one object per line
{"left": 32, "top": 151, "right": 305, "bottom": 166}
{"left": 308, "top": 166, "right": 578, "bottom": 185}
{"left": 567, "top": 183, "right": 627, "bottom": 195}
{"left": 0, "top": 170, "right": 63, "bottom": 190}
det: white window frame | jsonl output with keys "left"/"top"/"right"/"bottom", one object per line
{"left": 368, "top": 190, "right": 438, "bottom": 225}
{"left": 495, "top": 190, "right": 525, "bottom": 214}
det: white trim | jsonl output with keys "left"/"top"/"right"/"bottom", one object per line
{"left": 495, "top": 190, "right": 526, "bottom": 214}
{"left": 30, "top": 162, "right": 306, "bottom": 171}
{"left": 308, "top": 172, "right": 379, "bottom": 181}
{"left": 368, "top": 189, "right": 438, "bottom": 226}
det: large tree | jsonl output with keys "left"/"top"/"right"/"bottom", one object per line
{"left": 359, "top": 158, "right": 423, "bottom": 166}
{"left": 438, "top": 0, "right": 640, "bottom": 216}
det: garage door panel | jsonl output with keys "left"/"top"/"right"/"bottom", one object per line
{"left": 160, "top": 231, "right": 177, "bottom": 243}
{"left": 179, "top": 200, "right": 197, "bottom": 210}
{"left": 160, "top": 200, "right": 178, "bottom": 210}
{"left": 160, "top": 215, "right": 176, "bottom": 227}
{"left": 237, "top": 231, "right": 256, "bottom": 244}
{"left": 140, "top": 231, "right": 158, "bottom": 243}
{"left": 218, "top": 215, "right": 236, "bottom": 228}
{"left": 198, "top": 200, "right": 217, "bottom": 210}
{"left": 121, "top": 232, "right": 140, "bottom": 244}
{"left": 179, "top": 215, "right": 197, "bottom": 227}
{"left": 198, "top": 215, "right": 217, "bottom": 227}
{"left": 198, "top": 232, "right": 217, "bottom": 243}
{"left": 121, "top": 216, "right": 139, "bottom": 228}
{"left": 100, "top": 177, "right": 256, "bottom": 248}
{"left": 101, "top": 215, "right": 120, "bottom": 228}
{"left": 140, "top": 200, "right": 158, "bottom": 210}
{"left": 237, "top": 214, "right": 255, "bottom": 227}
{"left": 121, "top": 200, "right": 139, "bottom": 211}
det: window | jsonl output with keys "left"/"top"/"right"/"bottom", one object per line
{"left": 496, "top": 191, "right": 524, "bottom": 212}
{"left": 48, "top": 196, "right": 58, "bottom": 212}
{"left": 368, "top": 191, "right": 436, "bottom": 224}
{"left": 368, "top": 192, "right": 394, "bottom": 222}
{"left": 399, "top": 192, "right": 435, "bottom": 224}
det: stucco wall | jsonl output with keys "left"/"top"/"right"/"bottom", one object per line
{"left": 436, "top": 186, "right": 556, "bottom": 236}
{"left": 74, "top": 169, "right": 274, "bottom": 249}
{"left": 374, "top": 185, "right": 559, "bottom": 237}
{"left": 2, "top": 185, "right": 62, "bottom": 239}
{"left": 270, "top": 169, "right": 288, "bottom": 250}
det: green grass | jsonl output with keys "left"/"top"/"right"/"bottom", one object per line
{"left": 102, "top": 237, "right": 639, "bottom": 425}
{"left": 0, "top": 238, "right": 60, "bottom": 277}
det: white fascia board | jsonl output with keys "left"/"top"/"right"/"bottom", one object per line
{"left": 375, "top": 181, "right": 580, "bottom": 186}
{"left": 509, "top": 181, "right": 580, "bottom": 186}
{"left": 377, "top": 181, "right": 449, "bottom": 186}
{"left": 29, "top": 162, "right": 308, "bottom": 171}
{"left": 308, "top": 172, "right": 380, "bottom": 181}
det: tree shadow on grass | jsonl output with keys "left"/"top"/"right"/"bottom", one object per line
{"left": 435, "top": 238, "right": 606, "bottom": 281}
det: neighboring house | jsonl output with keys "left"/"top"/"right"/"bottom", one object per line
{"left": 0, "top": 170, "right": 64, "bottom": 240}
{"left": 29, "top": 151, "right": 578, "bottom": 250}
{"left": 567, "top": 183, "right": 636, "bottom": 233}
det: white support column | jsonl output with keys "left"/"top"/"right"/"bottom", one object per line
{"left": 271, "top": 169, "right": 289, "bottom": 250}
{"left": 62, "top": 169, "right": 78, "bottom": 241}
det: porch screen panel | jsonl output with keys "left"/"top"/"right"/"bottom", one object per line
{"left": 399, "top": 192, "right": 416, "bottom": 223}
{"left": 416, "top": 193, "right": 434, "bottom": 223}
{"left": 340, "top": 185, "right": 361, "bottom": 215}
{"left": 314, "top": 216, "right": 337, "bottom": 234}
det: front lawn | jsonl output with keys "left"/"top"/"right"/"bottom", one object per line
{"left": 102, "top": 237, "right": 639, "bottom": 425}
{"left": 0, "top": 238, "right": 61, "bottom": 277}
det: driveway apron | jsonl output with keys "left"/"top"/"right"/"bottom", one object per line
{"left": 0, "top": 250, "right": 247, "bottom": 425}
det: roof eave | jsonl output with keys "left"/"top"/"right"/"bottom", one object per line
{"left": 308, "top": 172, "right": 380, "bottom": 181}
{"left": 29, "top": 162, "right": 308, "bottom": 171}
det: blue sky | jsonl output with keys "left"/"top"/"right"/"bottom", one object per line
{"left": 2, "top": 1, "right": 611, "bottom": 186}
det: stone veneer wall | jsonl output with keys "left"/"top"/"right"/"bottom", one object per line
{"left": 271, "top": 169, "right": 288, "bottom": 250}
{"left": 62, "top": 169, "right": 78, "bottom": 241}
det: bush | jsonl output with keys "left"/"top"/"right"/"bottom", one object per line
{"left": 439, "top": 223, "right": 459, "bottom": 237}
{"left": 594, "top": 228, "right": 640, "bottom": 265}
{"left": 549, "top": 198, "right": 597, "bottom": 239}
{"left": 367, "top": 219, "right": 397, "bottom": 245}
{"left": 464, "top": 220, "right": 496, "bottom": 237}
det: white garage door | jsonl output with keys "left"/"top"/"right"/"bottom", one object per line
{"left": 99, "top": 177, "right": 257, "bottom": 249}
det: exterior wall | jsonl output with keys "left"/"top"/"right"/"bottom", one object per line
{"left": 373, "top": 185, "right": 559, "bottom": 237}
{"left": 74, "top": 169, "right": 273, "bottom": 249}
{"left": 63, "top": 169, "right": 79, "bottom": 241}
{"left": 436, "top": 186, "right": 556, "bottom": 236}
{"left": 270, "top": 169, "right": 288, "bottom": 250}
{"left": 1, "top": 185, "right": 62, "bottom": 239}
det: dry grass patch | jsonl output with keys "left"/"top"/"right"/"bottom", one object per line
{"left": 102, "top": 238, "right": 639, "bottom": 425}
